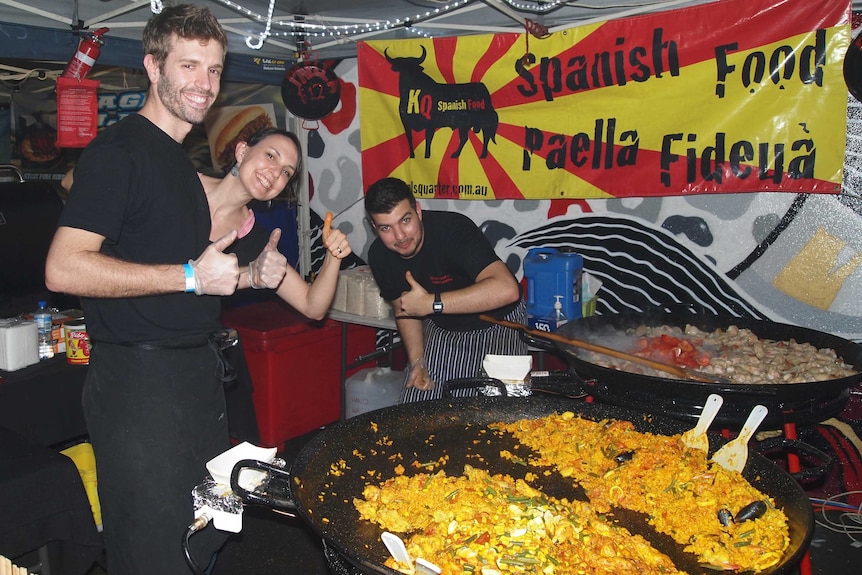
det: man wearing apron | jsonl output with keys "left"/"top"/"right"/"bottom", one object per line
{"left": 365, "top": 177, "right": 527, "bottom": 402}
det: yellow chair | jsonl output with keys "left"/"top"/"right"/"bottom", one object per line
{"left": 60, "top": 442, "right": 101, "bottom": 529}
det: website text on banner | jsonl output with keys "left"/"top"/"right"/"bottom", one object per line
{"left": 358, "top": 0, "right": 850, "bottom": 200}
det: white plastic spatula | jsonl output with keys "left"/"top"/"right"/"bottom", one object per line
{"left": 415, "top": 558, "right": 443, "bottom": 575}
{"left": 680, "top": 394, "right": 723, "bottom": 452}
{"left": 712, "top": 404, "right": 768, "bottom": 472}
{"left": 381, "top": 532, "right": 441, "bottom": 575}
{"left": 381, "top": 532, "right": 411, "bottom": 565}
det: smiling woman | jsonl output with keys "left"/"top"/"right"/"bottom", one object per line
{"left": 198, "top": 126, "right": 354, "bottom": 319}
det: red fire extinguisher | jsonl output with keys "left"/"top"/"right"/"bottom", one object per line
{"left": 62, "top": 28, "right": 110, "bottom": 80}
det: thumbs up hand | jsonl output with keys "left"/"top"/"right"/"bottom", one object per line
{"left": 248, "top": 228, "right": 287, "bottom": 289}
{"left": 323, "top": 211, "right": 333, "bottom": 240}
{"left": 192, "top": 230, "right": 240, "bottom": 295}
{"left": 397, "top": 271, "right": 432, "bottom": 317}
{"left": 322, "top": 212, "right": 351, "bottom": 259}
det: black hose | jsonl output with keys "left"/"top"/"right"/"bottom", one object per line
{"left": 181, "top": 514, "right": 210, "bottom": 575}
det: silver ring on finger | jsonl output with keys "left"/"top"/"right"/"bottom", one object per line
{"left": 336, "top": 247, "right": 342, "bottom": 254}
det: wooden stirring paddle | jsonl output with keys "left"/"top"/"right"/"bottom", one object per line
{"left": 479, "top": 315, "right": 727, "bottom": 384}
{"left": 680, "top": 394, "right": 724, "bottom": 452}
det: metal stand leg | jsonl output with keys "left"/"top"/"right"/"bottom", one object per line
{"left": 783, "top": 422, "right": 812, "bottom": 575}
{"left": 340, "top": 322, "right": 348, "bottom": 422}
{"left": 38, "top": 544, "right": 51, "bottom": 575}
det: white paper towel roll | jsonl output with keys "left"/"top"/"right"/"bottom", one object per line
{"left": 0, "top": 319, "right": 40, "bottom": 371}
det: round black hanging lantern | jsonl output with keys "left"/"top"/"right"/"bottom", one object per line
{"left": 281, "top": 60, "right": 341, "bottom": 120}
{"left": 843, "top": 33, "right": 862, "bottom": 102}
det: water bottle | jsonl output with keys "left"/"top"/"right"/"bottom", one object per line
{"left": 34, "top": 300, "right": 55, "bottom": 360}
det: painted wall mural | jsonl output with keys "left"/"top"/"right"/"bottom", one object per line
{"left": 306, "top": 47, "right": 862, "bottom": 343}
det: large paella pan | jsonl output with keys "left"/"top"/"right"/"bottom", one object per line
{"left": 234, "top": 396, "right": 814, "bottom": 575}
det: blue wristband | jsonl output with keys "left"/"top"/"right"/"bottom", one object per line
{"left": 183, "top": 263, "right": 196, "bottom": 293}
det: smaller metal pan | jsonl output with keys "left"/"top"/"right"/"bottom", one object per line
{"left": 545, "top": 311, "right": 862, "bottom": 427}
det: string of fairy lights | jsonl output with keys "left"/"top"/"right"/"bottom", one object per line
{"left": 149, "top": 0, "right": 575, "bottom": 50}
{"left": 505, "top": 0, "right": 571, "bottom": 12}
{"left": 145, "top": 0, "right": 697, "bottom": 53}
{"left": 220, "top": 0, "right": 480, "bottom": 47}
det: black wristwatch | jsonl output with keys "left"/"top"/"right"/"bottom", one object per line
{"left": 432, "top": 292, "right": 444, "bottom": 314}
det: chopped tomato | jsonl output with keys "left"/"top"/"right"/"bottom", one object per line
{"left": 634, "top": 335, "right": 710, "bottom": 369}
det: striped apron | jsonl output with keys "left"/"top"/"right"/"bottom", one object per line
{"left": 399, "top": 300, "right": 528, "bottom": 403}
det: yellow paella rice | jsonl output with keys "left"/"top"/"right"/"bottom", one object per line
{"left": 492, "top": 412, "right": 789, "bottom": 572}
{"left": 354, "top": 464, "right": 687, "bottom": 575}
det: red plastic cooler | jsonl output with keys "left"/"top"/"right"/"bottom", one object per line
{"left": 222, "top": 300, "right": 377, "bottom": 449}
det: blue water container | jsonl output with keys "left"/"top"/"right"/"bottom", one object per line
{"left": 524, "top": 248, "right": 583, "bottom": 321}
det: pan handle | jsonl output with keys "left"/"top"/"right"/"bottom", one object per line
{"left": 755, "top": 437, "right": 835, "bottom": 483}
{"left": 529, "top": 370, "right": 587, "bottom": 398}
{"left": 520, "top": 331, "right": 557, "bottom": 353}
{"left": 230, "top": 459, "right": 297, "bottom": 512}
{"left": 708, "top": 385, "right": 779, "bottom": 397}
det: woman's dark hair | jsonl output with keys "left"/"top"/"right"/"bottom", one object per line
{"left": 364, "top": 177, "right": 416, "bottom": 215}
{"left": 225, "top": 127, "right": 303, "bottom": 203}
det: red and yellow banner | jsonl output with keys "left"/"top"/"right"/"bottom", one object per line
{"left": 358, "top": 0, "right": 851, "bottom": 199}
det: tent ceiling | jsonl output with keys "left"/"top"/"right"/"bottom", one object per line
{"left": 0, "top": 0, "right": 730, "bottom": 63}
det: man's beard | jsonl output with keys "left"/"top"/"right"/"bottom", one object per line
{"left": 157, "top": 70, "right": 213, "bottom": 125}
{"left": 396, "top": 231, "right": 424, "bottom": 259}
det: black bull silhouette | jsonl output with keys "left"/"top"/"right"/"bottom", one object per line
{"left": 384, "top": 47, "right": 498, "bottom": 159}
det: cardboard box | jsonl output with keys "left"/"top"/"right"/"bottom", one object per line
{"left": 222, "top": 301, "right": 377, "bottom": 448}
{"left": 0, "top": 319, "right": 39, "bottom": 371}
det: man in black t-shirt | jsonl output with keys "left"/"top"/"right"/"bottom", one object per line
{"left": 365, "top": 177, "right": 527, "bottom": 403}
{"left": 45, "top": 6, "right": 241, "bottom": 574}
